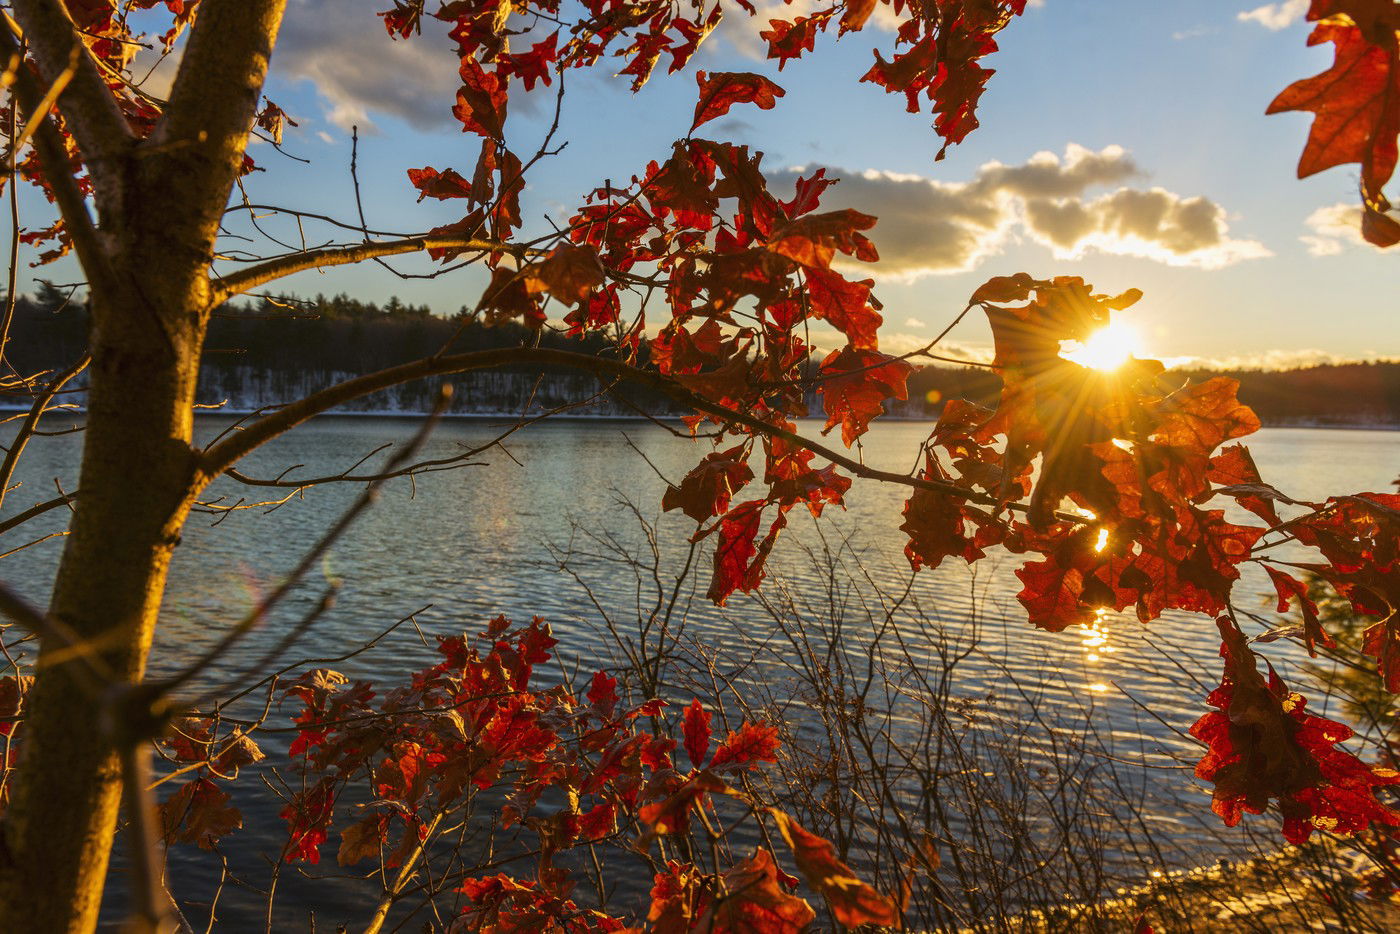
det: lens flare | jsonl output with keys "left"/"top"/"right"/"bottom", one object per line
{"left": 1061, "top": 320, "right": 1144, "bottom": 371}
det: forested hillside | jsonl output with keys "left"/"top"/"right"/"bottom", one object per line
{"left": 6, "top": 288, "right": 1398, "bottom": 426}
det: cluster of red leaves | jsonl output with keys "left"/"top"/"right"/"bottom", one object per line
{"left": 5, "top": 1, "right": 291, "bottom": 263}
{"left": 877, "top": 274, "right": 1400, "bottom": 843}
{"left": 1190, "top": 617, "right": 1400, "bottom": 845}
{"left": 901, "top": 275, "right": 1267, "bottom": 634}
{"left": 1268, "top": 0, "right": 1400, "bottom": 246}
{"left": 857, "top": 1, "right": 1030, "bottom": 159}
{"left": 9, "top": 0, "right": 1398, "bottom": 864}
{"left": 154, "top": 714, "right": 265, "bottom": 850}
{"left": 143, "top": 616, "right": 900, "bottom": 931}
{"left": 373, "top": 0, "right": 1400, "bottom": 846}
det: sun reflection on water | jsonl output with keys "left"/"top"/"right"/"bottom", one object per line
{"left": 1079, "top": 609, "right": 1118, "bottom": 695}
{"left": 1081, "top": 609, "right": 1115, "bottom": 665}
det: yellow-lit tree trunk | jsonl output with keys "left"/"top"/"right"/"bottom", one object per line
{"left": 0, "top": 3, "right": 286, "bottom": 930}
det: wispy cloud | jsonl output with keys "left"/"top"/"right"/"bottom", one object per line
{"left": 772, "top": 145, "right": 1270, "bottom": 281}
{"left": 1237, "top": 0, "right": 1308, "bottom": 31}
{"left": 1300, "top": 202, "right": 1391, "bottom": 256}
{"left": 1170, "top": 348, "right": 1400, "bottom": 370}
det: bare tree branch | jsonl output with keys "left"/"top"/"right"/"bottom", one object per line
{"left": 8, "top": 2, "right": 133, "bottom": 188}
{"left": 159, "top": 386, "right": 454, "bottom": 699}
{"left": 0, "top": 24, "right": 112, "bottom": 289}
{"left": 0, "top": 491, "right": 77, "bottom": 538}
{"left": 0, "top": 353, "right": 89, "bottom": 512}
{"left": 194, "top": 347, "right": 1007, "bottom": 515}
{"left": 208, "top": 235, "right": 525, "bottom": 307}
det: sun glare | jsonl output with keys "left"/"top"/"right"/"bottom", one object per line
{"left": 1061, "top": 320, "right": 1145, "bottom": 371}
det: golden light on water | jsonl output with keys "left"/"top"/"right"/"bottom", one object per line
{"left": 1081, "top": 610, "right": 1115, "bottom": 666}
{"left": 1061, "top": 320, "right": 1145, "bottom": 371}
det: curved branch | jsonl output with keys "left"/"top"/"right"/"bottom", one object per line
{"left": 208, "top": 235, "right": 522, "bottom": 307}
{"left": 9, "top": 2, "right": 133, "bottom": 183}
{"left": 195, "top": 347, "right": 1000, "bottom": 513}
{"left": 1, "top": 25, "right": 111, "bottom": 288}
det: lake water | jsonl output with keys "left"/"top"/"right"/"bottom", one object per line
{"left": 3, "top": 417, "right": 1398, "bottom": 929}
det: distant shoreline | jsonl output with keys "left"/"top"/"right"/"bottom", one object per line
{"left": 6, "top": 405, "right": 1398, "bottom": 432}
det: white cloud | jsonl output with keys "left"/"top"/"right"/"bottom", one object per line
{"left": 1023, "top": 187, "right": 1272, "bottom": 269}
{"left": 1237, "top": 0, "right": 1308, "bottom": 31}
{"left": 772, "top": 144, "right": 1270, "bottom": 280}
{"left": 274, "top": 0, "right": 461, "bottom": 132}
{"left": 713, "top": 0, "right": 903, "bottom": 60}
{"left": 1170, "top": 348, "right": 1399, "bottom": 370}
{"left": 1299, "top": 202, "right": 1391, "bottom": 255}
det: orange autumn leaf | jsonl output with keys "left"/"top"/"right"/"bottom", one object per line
{"left": 696, "top": 849, "right": 816, "bottom": 933}
{"left": 771, "top": 810, "right": 901, "bottom": 929}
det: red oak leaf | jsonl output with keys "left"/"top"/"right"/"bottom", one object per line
{"left": 662, "top": 445, "right": 755, "bottom": 523}
{"left": 840, "top": 0, "right": 879, "bottom": 34}
{"left": 683, "top": 699, "right": 713, "bottom": 769}
{"left": 817, "top": 347, "right": 914, "bottom": 446}
{"left": 520, "top": 242, "right": 606, "bottom": 306}
{"left": 1190, "top": 617, "right": 1400, "bottom": 844}
{"left": 691, "top": 71, "right": 786, "bottom": 131}
{"left": 771, "top": 810, "right": 900, "bottom": 928}
{"left": 704, "top": 500, "right": 765, "bottom": 605}
{"left": 761, "top": 13, "right": 833, "bottom": 69}
{"left": 454, "top": 58, "right": 508, "bottom": 138}
{"left": 254, "top": 99, "right": 297, "bottom": 145}
{"left": 159, "top": 778, "right": 241, "bottom": 850}
{"left": 379, "top": 1, "right": 424, "bottom": 38}
{"left": 768, "top": 209, "right": 878, "bottom": 270}
{"left": 639, "top": 769, "right": 728, "bottom": 835}
{"left": 901, "top": 453, "right": 983, "bottom": 571}
{"left": 803, "top": 266, "right": 881, "bottom": 350}
{"left": 1268, "top": 18, "right": 1400, "bottom": 246}
{"left": 696, "top": 848, "right": 816, "bottom": 933}
{"left": 1264, "top": 565, "right": 1334, "bottom": 656}
{"left": 407, "top": 166, "right": 473, "bottom": 201}
{"left": 647, "top": 861, "right": 709, "bottom": 929}
{"left": 337, "top": 814, "right": 388, "bottom": 866}
{"left": 1015, "top": 554, "right": 1094, "bottom": 633}
{"left": 0, "top": 675, "right": 30, "bottom": 738}
{"left": 587, "top": 670, "right": 619, "bottom": 717}
{"left": 708, "top": 722, "right": 780, "bottom": 772}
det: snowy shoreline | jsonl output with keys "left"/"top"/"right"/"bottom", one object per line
{"left": 4, "top": 403, "right": 1398, "bottom": 431}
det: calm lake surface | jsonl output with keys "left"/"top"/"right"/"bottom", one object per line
{"left": 3, "top": 417, "right": 1398, "bottom": 929}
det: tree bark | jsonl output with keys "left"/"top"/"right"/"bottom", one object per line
{"left": 0, "top": 3, "right": 286, "bottom": 930}
{"left": 0, "top": 288, "right": 203, "bottom": 933}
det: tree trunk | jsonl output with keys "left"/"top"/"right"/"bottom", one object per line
{"left": 0, "top": 4, "right": 286, "bottom": 928}
{"left": 0, "top": 283, "right": 204, "bottom": 932}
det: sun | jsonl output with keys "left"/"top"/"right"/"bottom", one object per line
{"left": 1061, "top": 320, "right": 1145, "bottom": 371}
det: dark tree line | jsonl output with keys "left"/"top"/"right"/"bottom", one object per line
{"left": 5, "top": 287, "right": 1398, "bottom": 426}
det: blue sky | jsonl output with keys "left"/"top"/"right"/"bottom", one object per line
{"left": 10, "top": 0, "right": 1397, "bottom": 366}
